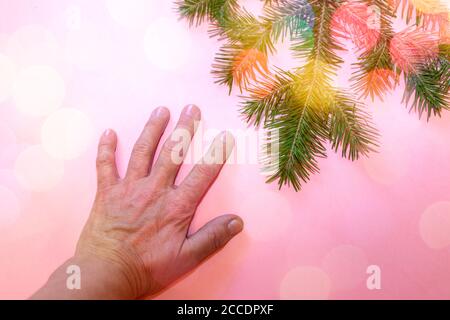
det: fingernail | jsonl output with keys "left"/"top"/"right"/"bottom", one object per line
{"left": 103, "top": 129, "right": 112, "bottom": 137}
{"left": 153, "top": 106, "right": 167, "bottom": 117}
{"left": 184, "top": 104, "right": 198, "bottom": 116}
{"left": 228, "top": 218, "right": 243, "bottom": 236}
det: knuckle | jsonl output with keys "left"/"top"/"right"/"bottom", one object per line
{"left": 95, "top": 183, "right": 117, "bottom": 199}
{"left": 164, "top": 196, "right": 195, "bottom": 223}
{"left": 96, "top": 150, "right": 113, "bottom": 167}
{"left": 162, "top": 138, "right": 189, "bottom": 165}
{"left": 207, "top": 231, "right": 225, "bottom": 252}
{"left": 166, "top": 130, "right": 190, "bottom": 151}
{"left": 162, "top": 138, "right": 180, "bottom": 154}
{"left": 196, "top": 164, "right": 217, "bottom": 180}
{"left": 171, "top": 199, "right": 194, "bottom": 215}
{"left": 132, "top": 142, "right": 151, "bottom": 157}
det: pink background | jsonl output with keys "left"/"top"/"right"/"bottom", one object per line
{"left": 1, "top": 0, "right": 450, "bottom": 299}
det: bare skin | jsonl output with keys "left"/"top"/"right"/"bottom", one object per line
{"left": 31, "top": 105, "right": 244, "bottom": 300}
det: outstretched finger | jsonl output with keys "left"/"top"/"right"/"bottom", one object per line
{"left": 126, "top": 107, "right": 170, "bottom": 180}
{"left": 151, "top": 104, "right": 201, "bottom": 186}
{"left": 96, "top": 129, "right": 120, "bottom": 189}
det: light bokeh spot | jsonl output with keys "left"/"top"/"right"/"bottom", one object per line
{"left": 419, "top": 201, "right": 450, "bottom": 249}
{"left": 7, "top": 25, "right": 61, "bottom": 67}
{"left": 0, "top": 185, "right": 20, "bottom": 227}
{"left": 0, "top": 53, "right": 16, "bottom": 103}
{"left": 144, "top": 18, "right": 192, "bottom": 70}
{"left": 322, "top": 245, "right": 368, "bottom": 291}
{"left": 0, "top": 123, "right": 18, "bottom": 168}
{"left": 105, "top": 0, "right": 158, "bottom": 29}
{"left": 14, "top": 145, "right": 64, "bottom": 192}
{"left": 13, "top": 66, "right": 65, "bottom": 116}
{"left": 280, "top": 266, "right": 331, "bottom": 300}
{"left": 41, "top": 108, "right": 94, "bottom": 160}
{"left": 362, "top": 147, "right": 409, "bottom": 185}
{"left": 238, "top": 190, "right": 293, "bottom": 241}
{"left": 410, "top": 0, "right": 449, "bottom": 14}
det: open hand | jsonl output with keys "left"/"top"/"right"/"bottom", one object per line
{"left": 32, "top": 105, "right": 243, "bottom": 299}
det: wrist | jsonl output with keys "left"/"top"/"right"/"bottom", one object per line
{"left": 68, "top": 253, "right": 137, "bottom": 299}
{"left": 32, "top": 252, "right": 144, "bottom": 300}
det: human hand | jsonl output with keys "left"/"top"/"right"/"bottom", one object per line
{"left": 32, "top": 105, "right": 243, "bottom": 299}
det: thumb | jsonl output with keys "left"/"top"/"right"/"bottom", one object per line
{"left": 179, "top": 215, "right": 244, "bottom": 271}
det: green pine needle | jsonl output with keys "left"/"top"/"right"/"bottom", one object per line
{"left": 264, "top": 101, "right": 329, "bottom": 191}
{"left": 329, "top": 94, "right": 379, "bottom": 160}
{"left": 403, "top": 54, "right": 450, "bottom": 120}
{"left": 176, "top": 0, "right": 449, "bottom": 191}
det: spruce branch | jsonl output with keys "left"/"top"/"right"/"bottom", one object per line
{"left": 261, "top": 0, "right": 315, "bottom": 43}
{"left": 267, "top": 0, "right": 341, "bottom": 190}
{"left": 389, "top": 27, "right": 439, "bottom": 74}
{"left": 351, "top": 0, "right": 397, "bottom": 100}
{"left": 208, "top": 7, "right": 276, "bottom": 92}
{"left": 212, "top": 43, "right": 270, "bottom": 92}
{"left": 261, "top": 0, "right": 377, "bottom": 190}
{"left": 177, "top": 0, "right": 239, "bottom": 26}
{"left": 403, "top": 52, "right": 450, "bottom": 120}
{"left": 395, "top": 0, "right": 449, "bottom": 30}
{"left": 328, "top": 94, "right": 379, "bottom": 160}
{"left": 292, "top": 0, "right": 344, "bottom": 65}
{"left": 241, "top": 69, "right": 298, "bottom": 126}
{"left": 264, "top": 99, "right": 329, "bottom": 191}
{"left": 331, "top": 0, "right": 382, "bottom": 52}
{"left": 177, "top": 0, "right": 446, "bottom": 191}
{"left": 211, "top": 1, "right": 317, "bottom": 92}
